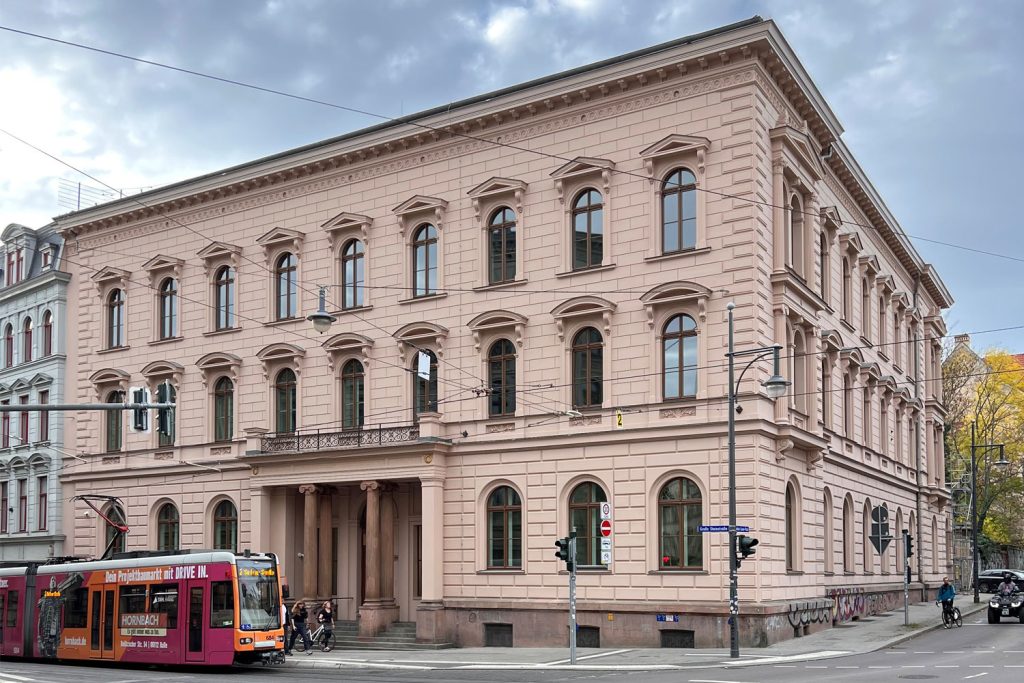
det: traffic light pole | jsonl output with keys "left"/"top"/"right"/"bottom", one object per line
{"left": 569, "top": 528, "right": 577, "bottom": 666}
{"left": 903, "top": 529, "right": 909, "bottom": 626}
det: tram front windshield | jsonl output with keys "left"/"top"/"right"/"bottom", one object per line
{"left": 236, "top": 559, "right": 281, "bottom": 631}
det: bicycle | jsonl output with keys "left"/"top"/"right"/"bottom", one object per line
{"left": 295, "top": 623, "right": 337, "bottom": 652}
{"left": 938, "top": 601, "right": 962, "bottom": 629}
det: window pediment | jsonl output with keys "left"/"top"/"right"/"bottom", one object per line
{"left": 29, "top": 372, "right": 53, "bottom": 387}
{"left": 322, "top": 332, "right": 373, "bottom": 372}
{"left": 9, "top": 378, "right": 29, "bottom": 392}
{"left": 638, "top": 134, "right": 710, "bottom": 177}
{"left": 858, "top": 254, "right": 880, "bottom": 276}
{"left": 90, "top": 266, "right": 130, "bottom": 292}
{"left": 550, "top": 157, "right": 614, "bottom": 204}
{"left": 141, "top": 360, "right": 185, "bottom": 383}
{"left": 467, "top": 177, "right": 527, "bottom": 217}
{"left": 142, "top": 254, "right": 184, "bottom": 274}
{"left": 840, "top": 347, "right": 865, "bottom": 368}
{"left": 820, "top": 205, "right": 843, "bottom": 233}
{"left": 467, "top": 310, "right": 527, "bottom": 351}
{"left": 880, "top": 375, "right": 899, "bottom": 393}
{"left": 892, "top": 291, "right": 911, "bottom": 311}
{"left": 820, "top": 328, "right": 843, "bottom": 352}
{"left": 256, "top": 342, "right": 305, "bottom": 380}
{"left": 394, "top": 322, "right": 448, "bottom": 363}
{"left": 89, "top": 368, "right": 130, "bottom": 397}
{"left": 196, "top": 352, "right": 241, "bottom": 386}
{"left": 197, "top": 241, "right": 241, "bottom": 276}
{"left": 876, "top": 274, "right": 895, "bottom": 294}
{"left": 0, "top": 383, "right": 9, "bottom": 395}
{"left": 321, "top": 212, "right": 372, "bottom": 249}
{"left": 860, "top": 361, "right": 883, "bottom": 381}
{"left": 838, "top": 232, "right": 863, "bottom": 256}
{"left": 770, "top": 124, "right": 825, "bottom": 182}
{"left": 550, "top": 296, "right": 615, "bottom": 341}
{"left": 640, "top": 281, "right": 711, "bottom": 327}
{"left": 256, "top": 227, "right": 304, "bottom": 255}
{"left": 393, "top": 195, "right": 448, "bottom": 236}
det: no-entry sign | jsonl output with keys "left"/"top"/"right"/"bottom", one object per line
{"left": 600, "top": 519, "right": 612, "bottom": 537}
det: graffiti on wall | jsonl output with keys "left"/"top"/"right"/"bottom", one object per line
{"left": 826, "top": 586, "right": 902, "bottom": 624}
{"left": 786, "top": 600, "right": 833, "bottom": 628}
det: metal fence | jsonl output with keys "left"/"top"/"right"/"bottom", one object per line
{"left": 260, "top": 424, "right": 420, "bottom": 453}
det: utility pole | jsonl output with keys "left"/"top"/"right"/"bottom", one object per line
{"left": 568, "top": 528, "right": 578, "bottom": 665}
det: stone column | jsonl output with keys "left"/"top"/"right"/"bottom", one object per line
{"left": 416, "top": 475, "right": 446, "bottom": 643}
{"left": 299, "top": 484, "right": 319, "bottom": 601}
{"left": 359, "top": 480, "right": 384, "bottom": 637}
{"left": 380, "top": 487, "right": 396, "bottom": 606}
{"left": 318, "top": 487, "right": 333, "bottom": 599}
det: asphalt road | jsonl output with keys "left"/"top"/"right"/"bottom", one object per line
{"left": 2, "top": 610, "right": 1023, "bottom": 683}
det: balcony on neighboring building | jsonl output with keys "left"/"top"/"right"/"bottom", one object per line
{"left": 258, "top": 424, "right": 421, "bottom": 454}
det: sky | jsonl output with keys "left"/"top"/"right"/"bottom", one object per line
{"left": 0, "top": 0, "right": 1021, "bottom": 351}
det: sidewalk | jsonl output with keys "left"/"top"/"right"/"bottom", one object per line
{"left": 276, "top": 597, "right": 986, "bottom": 672}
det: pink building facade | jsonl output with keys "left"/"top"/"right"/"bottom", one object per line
{"left": 57, "top": 17, "right": 952, "bottom": 648}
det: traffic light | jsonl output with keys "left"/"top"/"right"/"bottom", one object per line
{"left": 905, "top": 533, "right": 914, "bottom": 559}
{"left": 156, "top": 381, "right": 174, "bottom": 437}
{"left": 555, "top": 537, "right": 573, "bottom": 571}
{"left": 736, "top": 535, "right": 759, "bottom": 568}
{"left": 131, "top": 387, "right": 148, "bottom": 431}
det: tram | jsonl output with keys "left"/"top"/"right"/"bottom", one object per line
{"left": 0, "top": 550, "right": 284, "bottom": 665}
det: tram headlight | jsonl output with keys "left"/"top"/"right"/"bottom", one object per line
{"left": 239, "top": 637, "right": 254, "bottom": 645}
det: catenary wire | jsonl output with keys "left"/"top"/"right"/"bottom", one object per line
{"left": 1, "top": 25, "right": 1020, "bottom": 266}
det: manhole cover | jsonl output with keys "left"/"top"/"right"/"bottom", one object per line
{"left": 898, "top": 676, "right": 937, "bottom": 680}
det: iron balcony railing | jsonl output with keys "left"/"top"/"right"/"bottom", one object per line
{"left": 260, "top": 424, "right": 420, "bottom": 454}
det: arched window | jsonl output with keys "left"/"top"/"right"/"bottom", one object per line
{"left": 157, "top": 383, "right": 176, "bottom": 447}
{"left": 789, "top": 195, "right": 805, "bottom": 278}
{"left": 842, "top": 258, "right": 852, "bottom": 321}
{"left": 215, "top": 266, "right": 235, "bottom": 330}
{"left": 108, "top": 289, "right": 125, "bottom": 348}
{"left": 157, "top": 503, "right": 179, "bottom": 551}
{"left": 569, "top": 482, "right": 608, "bottom": 567}
{"left": 863, "top": 383, "right": 873, "bottom": 448}
{"left": 105, "top": 504, "right": 127, "bottom": 556}
{"left": 878, "top": 297, "right": 887, "bottom": 345}
{"left": 571, "top": 327, "right": 603, "bottom": 409}
{"left": 663, "top": 314, "right": 697, "bottom": 400}
{"left": 792, "top": 330, "right": 807, "bottom": 413}
{"left": 843, "top": 497, "right": 854, "bottom": 573}
{"left": 159, "top": 278, "right": 178, "bottom": 339}
{"left": 862, "top": 501, "right": 873, "bottom": 572}
{"left": 486, "top": 486, "right": 521, "bottom": 569}
{"left": 782, "top": 481, "right": 798, "bottom": 573}
{"left": 821, "top": 358, "right": 832, "bottom": 428}
{"left": 488, "top": 207, "right": 517, "bottom": 284}
{"left": 824, "top": 489, "right": 834, "bottom": 574}
{"left": 275, "top": 252, "right": 297, "bottom": 320}
{"left": 571, "top": 189, "right": 603, "bottom": 270}
{"left": 487, "top": 339, "right": 516, "bottom": 417}
{"left": 213, "top": 500, "right": 238, "bottom": 552}
{"left": 861, "top": 279, "right": 871, "bottom": 339}
{"left": 413, "top": 350, "right": 438, "bottom": 418}
{"left": 880, "top": 396, "right": 889, "bottom": 455}
{"left": 931, "top": 516, "right": 939, "bottom": 574}
{"left": 412, "top": 225, "right": 438, "bottom": 297}
{"left": 106, "top": 390, "right": 124, "bottom": 452}
{"left": 341, "top": 239, "right": 365, "bottom": 309}
{"left": 214, "top": 377, "right": 234, "bottom": 442}
{"left": 819, "top": 232, "right": 829, "bottom": 302}
{"left": 662, "top": 169, "right": 696, "bottom": 253}
{"left": 659, "top": 477, "right": 702, "bottom": 569}
{"left": 3, "top": 324, "right": 12, "bottom": 367}
{"left": 843, "top": 373, "right": 854, "bottom": 437}
{"left": 894, "top": 312, "right": 902, "bottom": 366}
{"left": 341, "top": 359, "right": 365, "bottom": 429}
{"left": 274, "top": 368, "right": 297, "bottom": 433}
{"left": 42, "top": 311, "right": 53, "bottom": 357}
{"left": 21, "top": 318, "right": 32, "bottom": 363}
{"left": 895, "top": 411, "right": 904, "bottom": 463}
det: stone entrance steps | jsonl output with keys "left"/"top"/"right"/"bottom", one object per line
{"left": 330, "top": 620, "right": 454, "bottom": 650}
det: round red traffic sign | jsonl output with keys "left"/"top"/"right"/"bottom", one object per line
{"left": 600, "top": 519, "right": 612, "bottom": 537}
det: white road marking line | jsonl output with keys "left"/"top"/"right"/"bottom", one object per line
{"left": 964, "top": 674, "right": 989, "bottom": 680}
{"left": 913, "top": 651, "right": 935, "bottom": 654}
{"left": 316, "top": 660, "right": 432, "bottom": 670}
{"left": 935, "top": 665, "right": 960, "bottom": 668}
{"left": 1007, "top": 651, "right": 1024, "bottom": 654}
{"left": 868, "top": 666, "right": 892, "bottom": 669}
{"left": 0, "top": 674, "right": 35, "bottom": 682}
{"left": 688, "top": 680, "right": 757, "bottom": 683}
{"left": 969, "top": 665, "right": 994, "bottom": 668}
{"left": 947, "top": 651, "right": 965, "bottom": 654}
{"left": 544, "top": 649, "right": 632, "bottom": 665}
{"left": 902, "top": 665, "right": 925, "bottom": 668}
{"left": 835, "top": 666, "right": 859, "bottom": 669}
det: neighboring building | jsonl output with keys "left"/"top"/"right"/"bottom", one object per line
{"left": 56, "top": 16, "right": 952, "bottom": 647}
{"left": 0, "top": 222, "right": 67, "bottom": 561}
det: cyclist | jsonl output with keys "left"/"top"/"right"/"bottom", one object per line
{"left": 936, "top": 577, "right": 956, "bottom": 618}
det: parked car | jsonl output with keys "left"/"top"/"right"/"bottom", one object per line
{"left": 975, "top": 569, "right": 1024, "bottom": 593}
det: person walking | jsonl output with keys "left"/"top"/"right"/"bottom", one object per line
{"left": 317, "top": 600, "right": 335, "bottom": 652}
{"left": 286, "top": 600, "right": 313, "bottom": 655}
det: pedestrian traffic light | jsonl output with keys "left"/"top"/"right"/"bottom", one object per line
{"left": 905, "top": 533, "right": 914, "bottom": 559}
{"left": 736, "top": 535, "right": 759, "bottom": 568}
{"left": 555, "top": 537, "right": 573, "bottom": 571}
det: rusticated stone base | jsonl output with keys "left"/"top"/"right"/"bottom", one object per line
{"left": 358, "top": 601, "right": 398, "bottom": 637}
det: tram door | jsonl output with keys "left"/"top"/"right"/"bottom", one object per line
{"left": 89, "top": 584, "right": 116, "bottom": 659}
{"left": 185, "top": 582, "right": 205, "bottom": 663}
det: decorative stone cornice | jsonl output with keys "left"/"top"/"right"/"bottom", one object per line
{"left": 639, "top": 281, "right": 711, "bottom": 327}
{"left": 321, "top": 212, "right": 372, "bottom": 250}
{"left": 550, "top": 296, "right": 616, "bottom": 341}
{"left": 393, "top": 195, "right": 448, "bottom": 236}
{"left": 638, "top": 134, "right": 710, "bottom": 177}
{"left": 467, "top": 177, "right": 528, "bottom": 218}
{"left": 550, "top": 157, "right": 614, "bottom": 204}
{"left": 195, "top": 352, "right": 242, "bottom": 387}
{"left": 322, "top": 332, "right": 374, "bottom": 372}
{"left": 466, "top": 310, "right": 528, "bottom": 351}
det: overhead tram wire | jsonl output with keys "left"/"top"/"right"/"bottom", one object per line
{"left": 2, "top": 24, "right": 1022, "bottom": 266}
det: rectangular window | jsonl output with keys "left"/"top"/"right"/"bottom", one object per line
{"left": 5, "top": 590, "right": 18, "bottom": 627}
{"left": 414, "top": 524, "right": 422, "bottom": 599}
{"left": 42, "top": 249, "right": 50, "bottom": 268}
{"left": 1, "top": 401, "right": 9, "bottom": 448}
{"left": 210, "top": 581, "right": 234, "bottom": 628}
{"left": 150, "top": 584, "right": 179, "bottom": 628}
{"left": 15, "top": 249, "right": 23, "bottom": 283}
{"left": 64, "top": 587, "right": 89, "bottom": 628}
{"left": 36, "top": 476, "right": 46, "bottom": 531}
{"left": 0, "top": 481, "right": 7, "bottom": 533}
{"left": 119, "top": 585, "right": 147, "bottom": 616}
{"left": 18, "top": 396, "right": 28, "bottom": 444}
{"left": 18, "top": 478, "right": 27, "bottom": 532}
{"left": 38, "top": 391, "right": 48, "bottom": 442}
{"left": 5, "top": 251, "right": 13, "bottom": 286}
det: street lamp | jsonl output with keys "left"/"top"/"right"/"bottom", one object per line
{"left": 726, "top": 302, "right": 789, "bottom": 658}
{"left": 970, "top": 421, "right": 1008, "bottom": 603}
{"left": 307, "top": 285, "right": 337, "bottom": 334}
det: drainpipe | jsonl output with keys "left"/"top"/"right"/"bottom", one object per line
{"left": 912, "top": 274, "right": 924, "bottom": 590}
